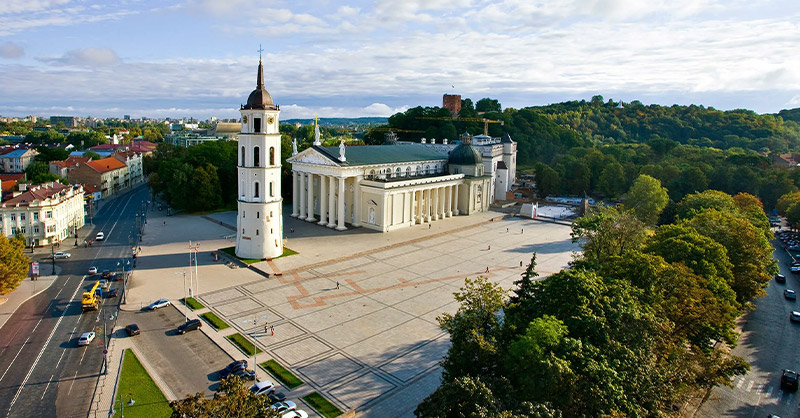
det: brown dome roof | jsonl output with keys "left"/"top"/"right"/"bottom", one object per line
{"left": 242, "top": 61, "right": 277, "bottom": 110}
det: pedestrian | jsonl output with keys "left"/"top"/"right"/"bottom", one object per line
{"left": 264, "top": 324, "right": 268, "bottom": 334}
{"left": 521, "top": 228, "right": 523, "bottom": 234}
{"left": 520, "top": 260, "right": 523, "bottom": 267}
{"left": 429, "top": 224, "right": 431, "bottom": 229}
{"left": 270, "top": 325, "right": 274, "bottom": 336}
{"left": 485, "top": 266, "right": 489, "bottom": 273}
{"left": 506, "top": 227, "right": 509, "bottom": 232}
{"left": 336, "top": 281, "right": 340, "bottom": 289}
{"left": 164, "top": 221, "right": 166, "bottom": 225}
{"left": 290, "top": 228, "right": 294, "bottom": 233}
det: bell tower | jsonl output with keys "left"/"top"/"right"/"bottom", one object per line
{"left": 236, "top": 54, "right": 283, "bottom": 259}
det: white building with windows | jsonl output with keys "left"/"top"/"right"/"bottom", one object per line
{"left": 235, "top": 60, "right": 284, "bottom": 259}
{"left": 0, "top": 182, "right": 85, "bottom": 247}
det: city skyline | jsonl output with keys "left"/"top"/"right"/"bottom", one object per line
{"left": 0, "top": 0, "right": 798, "bottom": 120}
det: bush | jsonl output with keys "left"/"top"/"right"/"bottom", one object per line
{"left": 227, "top": 333, "right": 262, "bottom": 356}
{"left": 260, "top": 360, "right": 303, "bottom": 389}
{"left": 183, "top": 297, "right": 204, "bottom": 310}
{"left": 302, "top": 392, "right": 343, "bottom": 418}
{"left": 200, "top": 312, "right": 229, "bottom": 330}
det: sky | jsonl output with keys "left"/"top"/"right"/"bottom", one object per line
{"left": 0, "top": 0, "right": 799, "bottom": 120}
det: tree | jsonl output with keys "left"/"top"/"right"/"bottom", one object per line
{"left": 571, "top": 205, "right": 647, "bottom": 265}
{"left": 476, "top": 98, "right": 501, "bottom": 113}
{"left": 510, "top": 254, "right": 538, "bottom": 303}
{"left": 34, "top": 146, "right": 68, "bottom": 163}
{"left": 534, "top": 163, "right": 560, "bottom": 198}
{"left": 676, "top": 190, "right": 737, "bottom": 220}
{"left": 83, "top": 150, "right": 102, "bottom": 160}
{"left": 25, "top": 161, "right": 61, "bottom": 185}
{"left": 437, "top": 276, "right": 506, "bottom": 380}
{"left": 0, "top": 235, "right": 29, "bottom": 295}
{"left": 597, "top": 160, "right": 625, "bottom": 198}
{"left": 415, "top": 376, "right": 516, "bottom": 418}
{"left": 170, "top": 376, "right": 279, "bottom": 417}
{"left": 66, "top": 131, "right": 107, "bottom": 149}
{"left": 622, "top": 174, "right": 669, "bottom": 225}
{"left": 189, "top": 164, "right": 223, "bottom": 211}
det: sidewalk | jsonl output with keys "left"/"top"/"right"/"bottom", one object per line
{"left": 0, "top": 270, "right": 60, "bottom": 331}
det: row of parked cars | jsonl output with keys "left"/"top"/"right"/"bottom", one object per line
{"left": 773, "top": 271, "right": 800, "bottom": 395}
{"left": 218, "top": 360, "right": 308, "bottom": 417}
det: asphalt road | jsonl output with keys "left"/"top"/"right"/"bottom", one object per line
{"left": 696, "top": 235, "right": 800, "bottom": 417}
{"left": 0, "top": 185, "right": 149, "bottom": 418}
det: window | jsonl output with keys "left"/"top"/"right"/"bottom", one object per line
{"left": 241, "top": 181, "right": 245, "bottom": 197}
{"left": 241, "top": 146, "right": 246, "bottom": 166}
{"left": 33, "top": 213, "right": 38, "bottom": 220}
{"left": 269, "top": 182, "right": 274, "bottom": 197}
{"left": 243, "top": 211, "right": 245, "bottom": 218}
{"left": 270, "top": 211, "right": 273, "bottom": 217}
{"left": 254, "top": 146, "right": 260, "bottom": 167}
{"left": 256, "top": 230, "right": 259, "bottom": 236}
{"left": 34, "top": 226, "right": 39, "bottom": 233}
{"left": 20, "top": 214, "right": 25, "bottom": 221}
{"left": 242, "top": 228, "right": 245, "bottom": 234}
{"left": 10, "top": 215, "right": 15, "bottom": 221}
{"left": 20, "top": 227, "right": 25, "bottom": 234}
{"left": 257, "top": 212, "right": 260, "bottom": 219}
{"left": 254, "top": 182, "right": 260, "bottom": 198}
{"left": 394, "top": 167, "right": 401, "bottom": 177}
{"left": 270, "top": 147, "right": 275, "bottom": 165}
{"left": 254, "top": 117, "right": 261, "bottom": 133}
{"left": 405, "top": 167, "right": 411, "bottom": 177}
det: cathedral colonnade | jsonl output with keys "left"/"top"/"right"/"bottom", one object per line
{"left": 291, "top": 170, "right": 348, "bottom": 231}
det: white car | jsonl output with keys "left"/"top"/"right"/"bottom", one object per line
{"left": 88, "top": 266, "right": 98, "bottom": 275}
{"left": 249, "top": 381, "right": 275, "bottom": 396}
{"left": 282, "top": 410, "right": 308, "bottom": 418}
{"left": 78, "top": 332, "right": 95, "bottom": 346}
{"left": 269, "top": 401, "right": 296, "bottom": 413}
{"left": 98, "top": 279, "right": 109, "bottom": 290}
{"left": 53, "top": 252, "right": 71, "bottom": 259}
{"left": 95, "top": 232, "right": 105, "bottom": 241}
{"left": 147, "top": 298, "right": 170, "bottom": 310}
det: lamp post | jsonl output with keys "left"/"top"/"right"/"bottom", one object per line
{"left": 112, "top": 393, "right": 135, "bottom": 417}
{"left": 174, "top": 271, "right": 188, "bottom": 321}
{"left": 241, "top": 315, "right": 268, "bottom": 382}
{"left": 51, "top": 244, "right": 56, "bottom": 275}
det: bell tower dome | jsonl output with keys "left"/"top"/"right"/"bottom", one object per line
{"left": 236, "top": 55, "right": 283, "bottom": 260}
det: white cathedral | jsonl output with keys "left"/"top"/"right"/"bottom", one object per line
{"left": 236, "top": 60, "right": 517, "bottom": 258}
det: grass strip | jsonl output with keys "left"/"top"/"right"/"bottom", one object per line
{"left": 274, "top": 247, "right": 298, "bottom": 259}
{"left": 113, "top": 349, "right": 171, "bottom": 418}
{"left": 200, "top": 311, "right": 229, "bottom": 330}
{"left": 220, "top": 246, "right": 262, "bottom": 264}
{"left": 302, "top": 392, "right": 343, "bottom": 418}
{"left": 226, "top": 333, "right": 262, "bottom": 356}
{"left": 260, "top": 360, "right": 303, "bottom": 389}
{"left": 182, "top": 297, "right": 204, "bottom": 310}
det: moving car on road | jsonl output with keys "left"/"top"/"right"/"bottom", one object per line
{"left": 146, "top": 298, "right": 170, "bottom": 310}
{"left": 53, "top": 252, "right": 71, "bottom": 259}
{"left": 95, "top": 232, "right": 104, "bottom": 241}
{"left": 101, "top": 270, "right": 112, "bottom": 279}
{"left": 249, "top": 381, "right": 275, "bottom": 396}
{"left": 125, "top": 324, "right": 140, "bottom": 336}
{"left": 776, "top": 273, "right": 786, "bottom": 283}
{"left": 78, "top": 332, "right": 95, "bottom": 346}
{"left": 790, "top": 311, "right": 800, "bottom": 323}
{"left": 785, "top": 289, "right": 797, "bottom": 300}
{"left": 106, "top": 288, "right": 118, "bottom": 298}
{"left": 88, "top": 266, "right": 98, "bottom": 275}
{"left": 781, "top": 369, "right": 799, "bottom": 391}
{"left": 177, "top": 319, "right": 202, "bottom": 334}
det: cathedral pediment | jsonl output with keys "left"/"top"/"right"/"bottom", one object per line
{"left": 287, "top": 148, "right": 340, "bottom": 167}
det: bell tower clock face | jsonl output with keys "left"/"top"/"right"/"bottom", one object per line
{"left": 267, "top": 116, "right": 274, "bottom": 125}
{"left": 242, "top": 115, "right": 248, "bottom": 123}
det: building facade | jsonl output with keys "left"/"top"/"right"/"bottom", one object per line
{"left": 235, "top": 60, "right": 284, "bottom": 260}
{"left": 0, "top": 182, "right": 85, "bottom": 247}
{"left": 0, "top": 148, "right": 38, "bottom": 173}
{"left": 67, "top": 156, "right": 128, "bottom": 198}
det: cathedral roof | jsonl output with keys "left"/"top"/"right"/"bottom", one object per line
{"left": 242, "top": 61, "right": 277, "bottom": 110}
{"left": 314, "top": 143, "right": 449, "bottom": 166}
{"left": 501, "top": 133, "right": 514, "bottom": 143}
{"left": 448, "top": 142, "right": 482, "bottom": 165}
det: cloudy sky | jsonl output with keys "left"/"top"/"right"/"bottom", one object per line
{"left": 0, "top": 0, "right": 798, "bottom": 120}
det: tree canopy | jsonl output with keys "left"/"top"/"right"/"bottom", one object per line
{"left": 0, "top": 236, "right": 30, "bottom": 295}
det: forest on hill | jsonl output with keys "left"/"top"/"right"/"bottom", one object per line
{"left": 371, "top": 96, "right": 800, "bottom": 210}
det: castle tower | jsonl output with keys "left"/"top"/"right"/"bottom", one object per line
{"left": 236, "top": 59, "right": 283, "bottom": 259}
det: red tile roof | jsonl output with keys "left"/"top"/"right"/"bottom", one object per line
{"left": 83, "top": 184, "right": 100, "bottom": 193}
{"left": 86, "top": 156, "right": 127, "bottom": 173}
{"left": 1, "top": 179, "right": 17, "bottom": 192}
{"left": 0, "top": 173, "right": 26, "bottom": 182}
{"left": 51, "top": 156, "right": 91, "bottom": 168}
{"left": 2, "top": 182, "right": 79, "bottom": 205}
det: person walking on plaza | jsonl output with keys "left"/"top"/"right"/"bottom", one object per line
{"left": 336, "top": 281, "right": 340, "bottom": 289}
{"left": 485, "top": 266, "right": 489, "bottom": 273}
{"left": 270, "top": 325, "right": 274, "bottom": 336}
{"left": 264, "top": 323, "right": 268, "bottom": 334}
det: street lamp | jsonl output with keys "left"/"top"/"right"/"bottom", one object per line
{"left": 51, "top": 244, "right": 56, "bottom": 275}
{"left": 112, "top": 393, "right": 135, "bottom": 417}
{"left": 174, "top": 271, "right": 188, "bottom": 321}
{"left": 241, "top": 315, "right": 269, "bottom": 382}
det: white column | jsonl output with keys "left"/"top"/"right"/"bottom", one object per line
{"left": 433, "top": 187, "right": 440, "bottom": 221}
{"left": 337, "top": 177, "right": 347, "bottom": 230}
{"left": 352, "top": 175, "right": 362, "bottom": 227}
{"left": 439, "top": 187, "right": 446, "bottom": 219}
{"left": 404, "top": 191, "right": 411, "bottom": 224}
{"left": 291, "top": 171, "right": 298, "bottom": 217}
{"left": 454, "top": 184, "right": 460, "bottom": 215}
{"left": 327, "top": 176, "right": 336, "bottom": 228}
{"left": 445, "top": 185, "right": 452, "bottom": 217}
{"left": 306, "top": 173, "right": 316, "bottom": 222}
{"left": 425, "top": 189, "right": 432, "bottom": 222}
{"left": 298, "top": 171, "right": 306, "bottom": 220}
{"left": 415, "top": 190, "right": 422, "bottom": 224}
{"left": 318, "top": 174, "right": 328, "bottom": 225}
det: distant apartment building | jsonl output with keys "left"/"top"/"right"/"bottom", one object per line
{"left": 49, "top": 156, "right": 91, "bottom": 178}
{"left": 0, "top": 182, "right": 85, "bottom": 247}
{"left": 112, "top": 150, "right": 144, "bottom": 186}
{"left": 443, "top": 94, "right": 462, "bottom": 115}
{"left": 67, "top": 156, "right": 128, "bottom": 198}
{"left": 0, "top": 148, "right": 38, "bottom": 173}
{"left": 50, "top": 116, "right": 78, "bottom": 128}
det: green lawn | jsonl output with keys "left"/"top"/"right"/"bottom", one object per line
{"left": 182, "top": 297, "right": 204, "bottom": 310}
{"left": 220, "top": 246, "right": 262, "bottom": 264}
{"left": 226, "top": 333, "right": 263, "bottom": 356}
{"left": 303, "top": 392, "right": 343, "bottom": 418}
{"left": 112, "top": 349, "right": 171, "bottom": 418}
{"left": 274, "top": 247, "right": 298, "bottom": 259}
{"left": 200, "top": 312, "right": 230, "bottom": 330}
{"left": 260, "top": 360, "right": 303, "bottom": 389}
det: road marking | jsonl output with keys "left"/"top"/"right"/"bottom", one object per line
{"left": 67, "top": 370, "right": 78, "bottom": 395}
{"left": 736, "top": 378, "right": 745, "bottom": 389}
{"left": 40, "top": 373, "right": 55, "bottom": 400}
{"left": 106, "top": 193, "right": 136, "bottom": 240}
{"left": 5, "top": 278, "right": 82, "bottom": 417}
{"left": 0, "top": 282, "right": 68, "bottom": 385}
{"left": 746, "top": 380, "right": 754, "bottom": 392}
{"left": 764, "top": 385, "right": 772, "bottom": 397}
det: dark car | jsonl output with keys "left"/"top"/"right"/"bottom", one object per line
{"left": 125, "top": 324, "right": 140, "bottom": 336}
{"left": 226, "top": 368, "right": 256, "bottom": 381}
{"left": 101, "top": 270, "right": 112, "bottom": 279}
{"left": 781, "top": 369, "right": 799, "bottom": 391}
{"left": 219, "top": 360, "right": 248, "bottom": 379}
{"left": 106, "top": 288, "right": 118, "bottom": 298}
{"left": 177, "top": 319, "right": 202, "bottom": 334}
{"left": 776, "top": 274, "right": 787, "bottom": 284}
{"left": 268, "top": 392, "right": 287, "bottom": 405}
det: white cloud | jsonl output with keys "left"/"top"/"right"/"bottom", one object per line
{"left": 0, "top": 42, "right": 24, "bottom": 58}
{"left": 0, "top": 0, "right": 71, "bottom": 15}
{"left": 39, "top": 47, "right": 121, "bottom": 67}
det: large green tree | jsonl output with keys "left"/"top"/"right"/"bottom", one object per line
{"left": 0, "top": 236, "right": 30, "bottom": 295}
{"left": 622, "top": 174, "right": 669, "bottom": 225}
{"left": 170, "top": 376, "right": 279, "bottom": 417}
{"left": 571, "top": 205, "right": 646, "bottom": 265}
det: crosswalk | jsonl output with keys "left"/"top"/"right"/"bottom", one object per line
{"left": 731, "top": 376, "right": 796, "bottom": 405}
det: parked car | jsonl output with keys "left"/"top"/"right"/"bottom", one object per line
{"left": 782, "top": 369, "right": 799, "bottom": 391}
{"left": 219, "top": 360, "right": 248, "bottom": 379}
{"left": 270, "top": 401, "right": 297, "bottom": 413}
{"left": 146, "top": 298, "right": 170, "bottom": 310}
{"left": 177, "top": 319, "right": 202, "bottom": 334}
{"left": 53, "top": 252, "right": 71, "bottom": 259}
{"left": 106, "top": 288, "right": 118, "bottom": 298}
{"left": 228, "top": 368, "right": 256, "bottom": 381}
{"left": 95, "top": 232, "right": 104, "bottom": 241}
{"left": 88, "top": 266, "right": 98, "bottom": 275}
{"left": 249, "top": 381, "right": 275, "bottom": 396}
{"left": 78, "top": 332, "right": 95, "bottom": 346}
{"left": 776, "top": 273, "right": 787, "bottom": 283}
{"left": 281, "top": 410, "right": 308, "bottom": 418}
{"left": 101, "top": 270, "right": 112, "bottom": 279}
{"left": 792, "top": 263, "right": 800, "bottom": 274}
{"left": 791, "top": 311, "right": 800, "bottom": 323}
{"left": 268, "top": 392, "right": 287, "bottom": 405}
{"left": 125, "top": 324, "right": 140, "bottom": 336}
{"left": 99, "top": 279, "right": 109, "bottom": 290}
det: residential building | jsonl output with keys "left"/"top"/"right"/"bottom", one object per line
{"left": 0, "top": 148, "right": 38, "bottom": 173}
{"left": 0, "top": 182, "right": 85, "bottom": 247}
{"left": 50, "top": 116, "right": 78, "bottom": 127}
{"left": 112, "top": 150, "right": 144, "bottom": 186}
{"left": 67, "top": 156, "right": 128, "bottom": 198}
{"left": 49, "top": 156, "right": 91, "bottom": 178}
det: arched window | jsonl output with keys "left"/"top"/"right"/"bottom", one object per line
{"left": 395, "top": 167, "right": 401, "bottom": 177}
{"left": 269, "top": 182, "right": 274, "bottom": 197}
{"left": 405, "top": 167, "right": 411, "bottom": 177}
{"left": 240, "top": 181, "right": 245, "bottom": 196}
{"left": 256, "top": 229, "right": 259, "bottom": 236}
{"left": 253, "top": 146, "right": 260, "bottom": 167}
{"left": 254, "top": 182, "right": 260, "bottom": 198}
{"left": 241, "top": 146, "right": 245, "bottom": 166}
{"left": 269, "top": 147, "right": 275, "bottom": 165}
